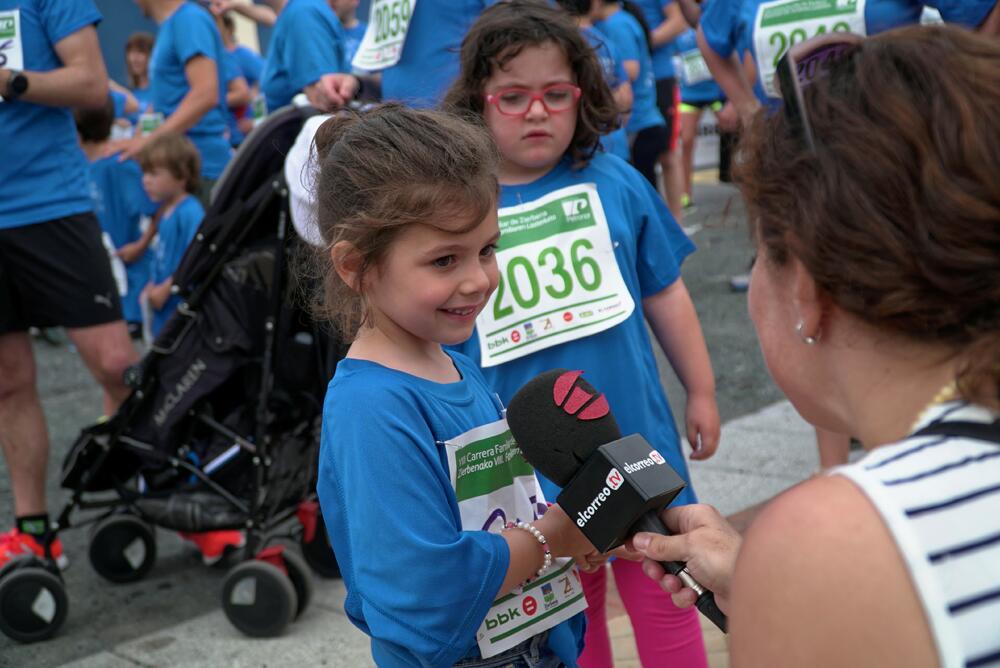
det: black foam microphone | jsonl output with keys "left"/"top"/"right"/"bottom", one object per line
{"left": 507, "top": 369, "right": 728, "bottom": 633}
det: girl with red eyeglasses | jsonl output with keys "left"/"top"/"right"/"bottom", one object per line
{"left": 445, "top": 3, "right": 721, "bottom": 667}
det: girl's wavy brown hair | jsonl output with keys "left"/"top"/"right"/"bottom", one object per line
{"left": 736, "top": 25, "right": 1000, "bottom": 409}
{"left": 442, "top": 0, "right": 619, "bottom": 169}
{"left": 305, "top": 104, "right": 499, "bottom": 340}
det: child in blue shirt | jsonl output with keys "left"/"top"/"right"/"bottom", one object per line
{"left": 137, "top": 133, "right": 204, "bottom": 336}
{"left": 75, "top": 97, "right": 159, "bottom": 337}
{"left": 444, "top": 3, "right": 720, "bottom": 667}
{"left": 313, "top": 105, "right": 604, "bottom": 667}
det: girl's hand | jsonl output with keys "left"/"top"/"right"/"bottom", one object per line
{"left": 574, "top": 550, "right": 608, "bottom": 573}
{"left": 535, "top": 503, "right": 595, "bottom": 560}
{"left": 685, "top": 392, "right": 720, "bottom": 460}
{"left": 629, "top": 504, "right": 740, "bottom": 614}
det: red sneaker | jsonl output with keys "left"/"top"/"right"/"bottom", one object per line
{"left": 178, "top": 530, "right": 245, "bottom": 565}
{"left": 0, "top": 528, "right": 69, "bottom": 570}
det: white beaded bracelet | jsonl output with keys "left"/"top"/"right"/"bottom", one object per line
{"left": 503, "top": 520, "right": 553, "bottom": 579}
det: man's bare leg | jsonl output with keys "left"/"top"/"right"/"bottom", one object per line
{"left": 0, "top": 332, "right": 49, "bottom": 516}
{"left": 67, "top": 320, "right": 138, "bottom": 415}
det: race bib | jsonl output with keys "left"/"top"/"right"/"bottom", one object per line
{"left": 351, "top": 0, "right": 415, "bottom": 72}
{"left": 477, "top": 184, "right": 636, "bottom": 368}
{"left": 754, "top": 0, "right": 866, "bottom": 99}
{"left": 678, "top": 48, "right": 712, "bottom": 86}
{"left": 0, "top": 10, "right": 24, "bottom": 93}
{"left": 444, "top": 419, "right": 588, "bottom": 658}
{"left": 138, "top": 111, "right": 164, "bottom": 137}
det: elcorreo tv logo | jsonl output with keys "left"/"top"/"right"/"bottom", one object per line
{"left": 561, "top": 197, "right": 588, "bottom": 217}
{"left": 606, "top": 467, "right": 624, "bottom": 490}
{"left": 650, "top": 451, "right": 666, "bottom": 465}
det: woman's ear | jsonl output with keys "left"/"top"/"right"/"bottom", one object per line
{"left": 331, "top": 241, "right": 364, "bottom": 293}
{"left": 790, "top": 257, "right": 826, "bottom": 340}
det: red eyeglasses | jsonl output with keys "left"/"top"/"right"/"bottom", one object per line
{"left": 484, "top": 83, "right": 582, "bottom": 117}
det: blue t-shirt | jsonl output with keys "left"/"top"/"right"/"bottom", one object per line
{"left": 453, "top": 153, "right": 698, "bottom": 507}
{"left": 0, "top": 0, "right": 100, "bottom": 228}
{"left": 149, "top": 2, "right": 232, "bottom": 179}
{"left": 380, "top": 0, "right": 494, "bottom": 109}
{"left": 582, "top": 26, "right": 631, "bottom": 161}
{"left": 110, "top": 89, "right": 128, "bottom": 119}
{"left": 130, "top": 85, "right": 152, "bottom": 124}
{"left": 700, "top": 0, "right": 995, "bottom": 104}
{"left": 229, "top": 44, "right": 264, "bottom": 87}
{"left": 260, "top": 0, "right": 347, "bottom": 111}
{"left": 595, "top": 10, "right": 666, "bottom": 134}
{"left": 317, "top": 352, "right": 584, "bottom": 668}
{"left": 675, "top": 28, "right": 724, "bottom": 104}
{"left": 221, "top": 50, "right": 247, "bottom": 147}
{"left": 151, "top": 194, "right": 202, "bottom": 334}
{"left": 632, "top": 0, "right": 677, "bottom": 79}
{"left": 86, "top": 155, "right": 157, "bottom": 323}
{"left": 344, "top": 21, "right": 367, "bottom": 64}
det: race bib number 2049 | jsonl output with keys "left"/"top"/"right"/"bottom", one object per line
{"left": 754, "top": 0, "right": 866, "bottom": 98}
{"left": 476, "top": 183, "right": 635, "bottom": 368}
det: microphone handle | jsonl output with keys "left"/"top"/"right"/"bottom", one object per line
{"left": 632, "top": 511, "right": 728, "bottom": 633}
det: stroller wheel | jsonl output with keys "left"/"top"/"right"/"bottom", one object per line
{"left": 300, "top": 519, "right": 340, "bottom": 579}
{"left": 221, "top": 559, "right": 297, "bottom": 637}
{"left": 279, "top": 549, "right": 314, "bottom": 620}
{"left": 89, "top": 513, "right": 157, "bottom": 583}
{"left": 0, "top": 557, "right": 69, "bottom": 643}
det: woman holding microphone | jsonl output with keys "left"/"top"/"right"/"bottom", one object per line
{"left": 631, "top": 24, "right": 1000, "bottom": 668}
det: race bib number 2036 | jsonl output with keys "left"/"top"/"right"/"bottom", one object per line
{"left": 476, "top": 183, "right": 635, "bottom": 368}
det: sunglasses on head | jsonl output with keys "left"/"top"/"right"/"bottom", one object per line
{"left": 773, "top": 33, "right": 864, "bottom": 152}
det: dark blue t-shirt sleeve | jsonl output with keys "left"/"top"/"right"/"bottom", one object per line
{"left": 173, "top": 7, "right": 220, "bottom": 65}
{"left": 630, "top": 168, "right": 695, "bottom": 296}
{"left": 282, "top": 6, "right": 348, "bottom": 92}
{"left": 39, "top": 0, "right": 101, "bottom": 45}
{"left": 699, "top": 0, "right": 739, "bottom": 59}
{"left": 929, "top": 0, "right": 996, "bottom": 26}
{"left": 319, "top": 386, "right": 507, "bottom": 666}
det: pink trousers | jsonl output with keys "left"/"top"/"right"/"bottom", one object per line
{"left": 578, "top": 558, "right": 708, "bottom": 668}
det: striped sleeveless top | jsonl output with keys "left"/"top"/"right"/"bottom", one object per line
{"left": 833, "top": 401, "right": 1000, "bottom": 668}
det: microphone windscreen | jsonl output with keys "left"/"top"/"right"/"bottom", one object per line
{"left": 507, "top": 369, "right": 622, "bottom": 486}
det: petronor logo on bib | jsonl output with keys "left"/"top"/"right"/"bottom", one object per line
{"left": 477, "top": 183, "right": 635, "bottom": 368}
{"left": 754, "top": 0, "right": 866, "bottom": 98}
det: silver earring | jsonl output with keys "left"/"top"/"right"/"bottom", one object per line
{"left": 796, "top": 321, "right": 817, "bottom": 345}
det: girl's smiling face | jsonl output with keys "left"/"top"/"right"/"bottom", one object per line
{"left": 483, "top": 41, "right": 579, "bottom": 185}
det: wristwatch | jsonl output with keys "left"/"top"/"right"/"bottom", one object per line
{"left": 1, "top": 70, "right": 28, "bottom": 102}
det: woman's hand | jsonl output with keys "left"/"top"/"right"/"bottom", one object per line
{"left": 685, "top": 392, "right": 720, "bottom": 460}
{"left": 629, "top": 504, "right": 740, "bottom": 614}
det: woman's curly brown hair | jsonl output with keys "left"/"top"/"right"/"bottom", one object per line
{"left": 736, "top": 24, "right": 1000, "bottom": 408}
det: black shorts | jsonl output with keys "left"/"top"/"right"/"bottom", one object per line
{"left": 0, "top": 212, "right": 123, "bottom": 334}
{"left": 655, "top": 77, "right": 681, "bottom": 152}
{"left": 630, "top": 124, "right": 669, "bottom": 187}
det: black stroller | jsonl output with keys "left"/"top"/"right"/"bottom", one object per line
{"left": 0, "top": 105, "right": 344, "bottom": 643}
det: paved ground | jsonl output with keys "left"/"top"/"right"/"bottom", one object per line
{"left": 0, "top": 176, "right": 821, "bottom": 667}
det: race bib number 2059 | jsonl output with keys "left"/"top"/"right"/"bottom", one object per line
{"left": 476, "top": 183, "right": 635, "bottom": 368}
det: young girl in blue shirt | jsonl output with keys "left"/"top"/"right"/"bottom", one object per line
{"left": 444, "top": 3, "right": 720, "bottom": 666}
{"left": 312, "top": 105, "right": 603, "bottom": 668}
